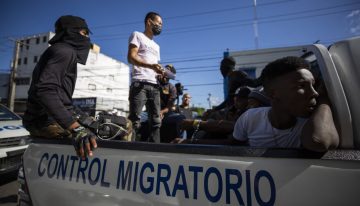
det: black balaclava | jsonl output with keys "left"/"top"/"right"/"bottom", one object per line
{"left": 49, "top": 15, "right": 92, "bottom": 65}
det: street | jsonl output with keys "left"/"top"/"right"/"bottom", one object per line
{"left": 0, "top": 171, "right": 18, "bottom": 206}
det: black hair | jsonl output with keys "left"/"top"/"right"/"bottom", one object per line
{"left": 220, "top": 56, "right": 236, "bottom": 77}
{"left": 144, "top": 12, "right": 161, "bottom": 25}
{"left": 260, "top": 56, "right": 310, "bottom": 88}
{"left": 221, "top": 56, "right": 236, "bottom": 67}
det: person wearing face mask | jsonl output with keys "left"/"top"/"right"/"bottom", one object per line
{"left": 127, "top": 12, "right": 164, "bottom": 143}
{"left": 23, "top": 15, "right": 97, "bottom": 159}
{"left": 158, "top": 65, "right": 186, "bottom": 142}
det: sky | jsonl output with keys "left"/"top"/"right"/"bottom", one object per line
{"left": 0, "top": 0, "right": 359, "bottom": 109}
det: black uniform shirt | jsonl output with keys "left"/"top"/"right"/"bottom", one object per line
{"left": 160, "top": 82, "right": 177, "bottom": 111}
{"left": 23, "top": 43, "right": 78, "bottom": 129}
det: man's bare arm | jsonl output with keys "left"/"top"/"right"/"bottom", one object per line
{"left": 301, "top": 100, "right": 339, "bottom": 152}
{"left": 127, "top": 44, "right": 163, "bottom": 74}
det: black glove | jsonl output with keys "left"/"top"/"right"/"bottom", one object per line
{"left": 71, "top": 126, "right": 97, "bottom": 158}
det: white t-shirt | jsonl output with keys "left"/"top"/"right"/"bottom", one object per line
{"left": 233, "top": 107, "right": 307, "bottom": 148}
{"left": 129, "top": 31, "right": 160, "bottom": 84}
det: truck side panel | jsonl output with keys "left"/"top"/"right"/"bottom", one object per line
{"left": 23, "top": 142, "right": 360, "bottom": 206}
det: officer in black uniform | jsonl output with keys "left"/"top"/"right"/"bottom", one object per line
{"left": 23, "top": 15, "right": 97, "bottom": 159}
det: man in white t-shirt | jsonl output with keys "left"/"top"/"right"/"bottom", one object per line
{"left": 232, "top": 56, "right": 339, "bottom": 151}
{"left": 233, "top": 107, "right": 306, "bottom": 148}
{"left": 128, "top": 12, "right": 164, "bottom": 143}
{"left": 173, "top": 56, "right": 339, "bottom": 152}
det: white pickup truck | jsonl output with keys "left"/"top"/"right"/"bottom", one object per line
{"left": 18, "top": 36, "right": 360, "bottom": 206}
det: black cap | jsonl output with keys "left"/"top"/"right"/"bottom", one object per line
{"left": 49, "top": 15, "right": 92, "bottom": 45}
{"left": 165, "top": 64, "right": 176, "bottom": 74}
{"left": 234, "top": 86, "right": 251, "bottom": 98}
{"left": 248, "top": 89, "right": 270, "bottom": 106}
{"left": 55, "top": 15, "right": 91, "bottom": 34}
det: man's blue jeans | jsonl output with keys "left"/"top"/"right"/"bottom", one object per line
{"left": 128, "top": 82, "right": 161, "bottom": 143}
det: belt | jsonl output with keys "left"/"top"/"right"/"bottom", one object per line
{"left": 132, "top": 81, "right": 158, "bottom": 87}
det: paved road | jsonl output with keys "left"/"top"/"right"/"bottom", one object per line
{"left": 0, "top": 171, "right": 18, "bottom": 206}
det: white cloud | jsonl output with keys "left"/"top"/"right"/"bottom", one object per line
{"left": 347, "top": 10, "right": 360, "bottom": 35}
{"left": 347, "top": 10, "right": 360, "bottom": 18}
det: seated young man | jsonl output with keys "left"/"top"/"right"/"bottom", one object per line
{"left": 176, "top": 93, "right": 193, "bottom": 119}
{"left": 173, "top": 56, "right": 339, "bottom": 152}
{"left": 179, "top": 87, "right": 251, "bottom": 140}
{"left": 159, "top": 65, "right": 187, "bottom": 142}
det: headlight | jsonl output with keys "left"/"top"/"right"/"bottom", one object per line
{"left": 19, "top": 135, "right": 32, "bottom": 146}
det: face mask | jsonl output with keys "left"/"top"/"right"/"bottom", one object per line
{"left": 150, "top": 20, "right": 162, "bottom": 36}
{"left": 63, "top": 29, "right": 92, "bottom": 65}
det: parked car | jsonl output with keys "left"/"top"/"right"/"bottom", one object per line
{"left": 0, "top": 104, "right": 30, "bottom": 174}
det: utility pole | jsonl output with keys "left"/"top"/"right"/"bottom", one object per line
{"left": 253, "top": 0, "right": 259, "bottom": 49}
{"left": 8, "top": 39, "right": 20, "bottom": 111}
{"left": 207, "top": 93, "right": 212, "bottom": 109}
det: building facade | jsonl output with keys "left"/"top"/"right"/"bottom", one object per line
{"left": 228, "top": 45, "right": 306, "bottom": 78}
{"left": 0, "top": 32, "right": 130, "bottom": 116}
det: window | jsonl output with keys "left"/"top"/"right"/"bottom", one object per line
{"left": 88, "top": 84, "right": 96, "bottom": 91}
{"left": 20, "top": 40, "right": 24, "bottom": 51}
{"left": 43, "top": 36, "right": 47, "bottom": 43}
{"left": 26, "top": 39, "right": 30, "bottom": 50}
{"left": 36, "top": 37, "right": 40, "bottom": 44}
{"left": 34, "top": 56, "right": 38, "bottom": 63}
{"left": 17, "top": 58, "right": 21, "bottom": 65}
{"left": 15, "top": 77, "right": 30, "bottom": 85}
{"left": 24, "top": 57, "right": 27, "bottom": 65}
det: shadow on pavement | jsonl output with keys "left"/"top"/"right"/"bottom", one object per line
{"left": 0, "top": 195, "right": 17, "bottom": 204}
{"left": 0, "top": 171, "right": 17, "bottom": 186}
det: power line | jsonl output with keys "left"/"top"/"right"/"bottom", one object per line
{"left": 163, "top": 7, "right": 359, "bottom": 36}
{"left": 166, "top": 0, "right": 296, "bottom": 20}
{"left": 162, "top": 56, "right": 222, "bottom": 64}
{"left": 184, "top": 83, "right": 223, "bottom": 87}
{"left": 92, "top": 2, "right": 360, "bottom": 41}
{"left": 160, "top": 52, "right": 221, "bottom": 62}
{"left": 167, "top": 5, "right": 357, "bottom": 33}
{"left": 92, "top": 0, "right": 296, "bottom": 30}
{"left": 92, "top": 1, "right": 298, "bottom": 38}
{"left": 176, "top": 65, "right": 218, "bottom": 70}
